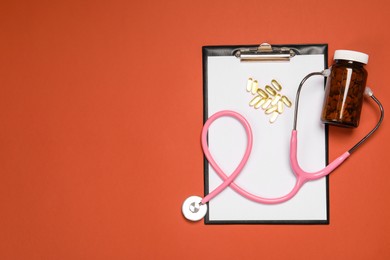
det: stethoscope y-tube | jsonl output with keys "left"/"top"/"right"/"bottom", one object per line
{"left": 182, "top": 70, "right": 384, "bottom": 221}
{"left": 292, "top": 70, "right": 384, "bottom": 154}
{"left": 290, "top": 69, "right": 384, "bottom": 190}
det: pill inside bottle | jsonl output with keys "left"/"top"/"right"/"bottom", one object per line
{"left": 321, "top": 50, "right": 369, "bottom": 128}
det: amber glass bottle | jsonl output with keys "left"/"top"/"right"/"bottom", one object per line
{"left": 321, "top": 50, "right": 369, "bottom": 128}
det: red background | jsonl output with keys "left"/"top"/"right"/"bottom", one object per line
{"left": 1, "top": 0, "right": 389, "bottom": 259}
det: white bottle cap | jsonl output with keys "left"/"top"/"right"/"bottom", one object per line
{"left": 334, "top": 50, "right": 369, "bottom": 64}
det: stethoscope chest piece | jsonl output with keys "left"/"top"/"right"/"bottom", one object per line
{"left": 182, "top": 196, "right": 207, "bottom": 221}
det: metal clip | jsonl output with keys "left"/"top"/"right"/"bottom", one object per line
{"left": 234, "top": 43, "right": 296, "bottom": 61}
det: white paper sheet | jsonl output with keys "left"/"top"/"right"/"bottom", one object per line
{"left": 206, "top": 55, "right": 327, "bottom": 222}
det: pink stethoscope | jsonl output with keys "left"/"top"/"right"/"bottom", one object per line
{"left": 182, "top": 70, "right": 384, "bottom": 221}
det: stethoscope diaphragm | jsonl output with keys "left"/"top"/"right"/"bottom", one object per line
{"left": 182, "top": 196, "right": 207, "bottom": 221}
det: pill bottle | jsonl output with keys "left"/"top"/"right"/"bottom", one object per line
{"left": 321, "top": 50, "right": 369, "bottom": 128}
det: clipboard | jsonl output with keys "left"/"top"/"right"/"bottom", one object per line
{"left": 202, "top": 43, "right": 329, "bottom": 224}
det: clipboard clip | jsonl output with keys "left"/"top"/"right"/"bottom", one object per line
{"left": 233, "top": 43, "right": 296, "bottom": 61}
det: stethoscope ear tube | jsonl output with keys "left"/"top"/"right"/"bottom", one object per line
{"left": 291, "top": 71, "right": 384, "bottom": 179}
{"left": 348, "top": 94, "right": 384, "bottom": 154}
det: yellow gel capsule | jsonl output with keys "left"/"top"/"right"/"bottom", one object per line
{"left": 277, "top": 100, "right": 284, "bottom": 113}
{"left": 265, "top": 104, "right": 278, "bottom": 114}
{"left": 256, "top": 88, "right": 268, "bottom": 99}
{"left": 251, "top": 80, "right": 259, "bottom": 95}
{"left": 265, "top": 85, "right": 277, "bottom": 96}
{"left": 249, "top": 95, "right": 262, "bottom": 106}
{"left": 271, "top": 94, "right": 282, "bottom": 106}
{"left": 262, "top": 98, "right": 272, "bottom": 110}
{"left": 269, "top": 111, "right": 279, "bottom": 123}
{"left": 281, "top": 95, "right": 292, "bottom": 107}
{"left": 271, "top": 79, "right": 282, "bottom": 91}
{"left": 254, "top": 98, "right": 266, "bottom": 109}
{"left": 246, "top": 78, "right": 253, "bottom": 92}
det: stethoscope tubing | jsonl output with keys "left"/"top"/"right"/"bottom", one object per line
{"left": 201, "top": 111, "right": 306, "bottom": 205}
{"left": 201, "top": 110, "right": 253, "bottom": 204}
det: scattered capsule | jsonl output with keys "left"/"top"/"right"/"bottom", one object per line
{"left": 265, "top": 104, "right": 278, "bottom": 114}
{"left": 269, "top": 111, "right": 279, "bottom": 123}
{"left": 246, "top": 78, "right": 253, "bottom": 92}
{"left": 271, "top": 94, "right": 282, "bottom": 106}
{"left": 246, "top": 78, "right": 292, "bottom": 124}
{"left": 281, "top": 95, "right": 292, "bottom": 107}
{"left": 249, "top": 95, "right": 262, "bottom": 106}
{"left": 277, "top": 100, "right": 284, "bottom": 113}
{"left": 271, "top": 79, "right": 282, "bottom": 91}
{"left": 262, "top": 98, "right": 272, "bottom": 110}
{"left": 265, "top": 85, "right": 277, "bottom": 96}
{"left": 251, "top": 80, "right": 259, "bottom": 95}
{"left": 256, "top": 88, "right": 268, "bottom": 99}
{"left": 254, "top": 98, "right": 266, "bottom": 109}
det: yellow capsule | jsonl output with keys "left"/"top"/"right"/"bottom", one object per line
{"left": 277, "top": 100, "right": 284, "bottom": 113}
{"left": 251, "top": 80, "right": 259, "bottom": 95}
{"left": 269, "top": 111, "right": 279, "bottom": 123}
{"left": 281, "top": 95, "right": 292, "bottom": 107}
{"left": 271, "top": 79, "right": 282, "bottom": 91}
{"left": 262, "top": 98, "right": 272, "bottom": 110}
{"left": 256, "top": 88, "right": 268, "bottom": 99}
{"left": 246, "top": 78, "right": 253, "bottom": 92}
{"left": 271, "top": 94, "right": 282, "bottom": 106}
{"left": 249, "top": 95, "right": 262, "bottom": 106}
{"left": 265, "top": 104, "right": 278, "bottom": 114}
{"left": 265, "top": 85, "right": 277, "bottom": 96}
{"left": 254, "top": 98, "right": 266, "bottom": 109}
